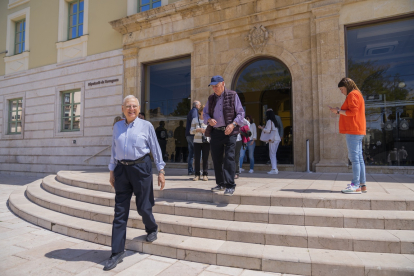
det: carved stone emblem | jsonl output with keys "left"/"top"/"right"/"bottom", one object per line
{"left": 246, "top": 25, "right": 269, "bottom": 53}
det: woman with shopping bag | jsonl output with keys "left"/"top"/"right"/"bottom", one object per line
{"left": 259, "top": 109, "right": 283, "bottom": 174}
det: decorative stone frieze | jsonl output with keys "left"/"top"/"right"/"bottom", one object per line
{"left": 4, "top": 52, "right": 29, "bottom": 75}
{"left": 245, "top": 25, "right": 269, "bottom": 54}
{"left": 8, "top": 0, "right": 30, "bottom": 9}
{"left": 56, "top": 35, "right": 88, "bottom": 64}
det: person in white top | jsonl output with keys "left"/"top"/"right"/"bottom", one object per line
{"left": 190, "top": 105, "right": 210, "bottom": 181}
{"left": 239, "top": 115, "right": 256, "bottom": 173}
{"left": 259, "top": 109, "right": 283, "bottom": 174}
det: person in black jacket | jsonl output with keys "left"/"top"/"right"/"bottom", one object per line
{"left": 186, "top": 100, "right": 201, "bottom": 175}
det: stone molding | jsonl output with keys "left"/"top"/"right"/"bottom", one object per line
{"left": 58, "top": 0, "right": 89, "bottom": 43}
{"left": 4, "top": 52, "right": 29, "bottom": 75}
{"left": 56, "top": 35, "right": 89, "bottom": 64}
{"left": 8, "top": 0, "right": 30, "bottom": 9}
{"left": 222, "top": 43, "right": 305, "bottom": 170}
{"left": 1, "top": 92, "right": 26, "bottom": 140}
{"left": 5, "top": 7, "right": 30, "bottom": 60}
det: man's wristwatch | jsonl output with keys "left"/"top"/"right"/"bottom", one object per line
{"left": 337, "top": 109, "right": 340, "bottom": 114}
{"left": 232, "top": 122, "right": 237, "bottom": 128}
{"left": 159, "top": 170, "right": 165, "bottom": 175}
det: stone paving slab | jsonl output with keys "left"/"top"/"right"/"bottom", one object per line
{"left": 0, "top": 173, "right": 302, "bottom": 276}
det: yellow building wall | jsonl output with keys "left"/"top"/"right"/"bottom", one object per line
{"left": 87, "top": 0, "right": 126, "bottom": 56}
{"left": 28, "top": 0, "right": 59, "bottom": 70}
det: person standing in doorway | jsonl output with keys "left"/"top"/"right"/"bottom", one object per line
{"left": 204, "top": 75, "right": 245, "bottom": 196}
{"left": 259, "top": 109, "right": 283, "bottom": 174}
{"left": 105, "top": 95, "right": 165, "bottom": 271}
{"left": 190, "top": 105, "right": 210, "bottom": 181}
{"left": 240, "top": 115, "right": 256, "bottom": 173}
{"left": 174, "top": 120, "right": 188, "bottom": 162}
{"left": 186, "top": 100, "right": 201, "bottom": 175}
{"left": 155, "top": 121, "right": 168, "bottom": 161}
{"left": 329, "top": 77, "right": 367, "bottom": 194}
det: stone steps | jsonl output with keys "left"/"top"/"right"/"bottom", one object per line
{"left": 9, "top": 185, "right": 414, "bottom": 276}
{"left": 43, "top": 175, "right": 414, "bottom": 230}
{"left": 56, "top": 171, "right": 414, "bottom": 210}
{"left": 26, "top": 180, "right": 414, "bottom": 254}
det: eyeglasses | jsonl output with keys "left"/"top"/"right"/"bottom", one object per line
{"left": 124, "top": 105, "right": 138, "bottom": 109}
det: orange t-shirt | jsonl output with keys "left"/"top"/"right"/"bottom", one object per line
{"left": 339, "top": 90, "right": 366, "bottom": 135}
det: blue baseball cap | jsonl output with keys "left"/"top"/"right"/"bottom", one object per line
{"left": 208, "top": 75, "right": 224, "bottom": 86}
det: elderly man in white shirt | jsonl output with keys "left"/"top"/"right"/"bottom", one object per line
{"left": 104, "top": 95, "right": 166, "bottom": 271}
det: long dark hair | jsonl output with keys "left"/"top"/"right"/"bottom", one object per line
{"left": 338, "top": 77, "right": 361, "bottom": 95}
{"left": 265, "top": 109, "right": 278, "bottom": 129}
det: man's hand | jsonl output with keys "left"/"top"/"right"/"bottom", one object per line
{"left": 109, "top": 171, "right": 115, "bottom": 188}
{"left": 209, "top": 119, "right": 217, "bottom": 126}
{"left": 158, "top": 173, "right": 165, "bottom": 190}
{"left": 225, "top": 123, "right": 235, "bottom": 135}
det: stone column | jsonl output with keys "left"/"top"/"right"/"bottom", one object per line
{"left": 312, "top": 3, "right": 349, "bottom": 172}
{"left": 190, "top": 31, "right": 214, "bottom": 169}
{"left": 190, "top": 31, "right": 211, "bottom": 105}
{"left": 122, "top": 47, "right": 139, "bottom": 99}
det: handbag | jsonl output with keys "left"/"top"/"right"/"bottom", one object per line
{"left": 260, "top": 121, "right": 279, "bottom": 143}
{"left": 197, "top": 113, "right": 209, "bottom": 143}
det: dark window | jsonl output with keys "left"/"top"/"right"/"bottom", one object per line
{"left": 347, "top": 16, "right": 414, "bottom": 166}
{"left": 144, "top": 57, "right": 191, "bottom": 163}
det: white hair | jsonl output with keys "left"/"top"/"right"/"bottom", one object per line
{"left": 122, "top": 95, "right": 140, "bottom": 106}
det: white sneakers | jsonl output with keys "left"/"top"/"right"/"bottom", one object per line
{"left": 248, "top": 169, "right": 254, "bottom": 173}
{"left": 267, "top": 169, "right": 278, "bottom": 174}
{"left": 240, "top": 167, "right": 245, "bottom": 172}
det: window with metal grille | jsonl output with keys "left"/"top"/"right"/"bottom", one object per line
{"left": 8, "top": 98, "right": 23, "bottom": 134}
{"left": 61, "top": 90, "right": 81, "bottom": 131}
{"left": 68, "top": 0, "right": 84, "bottom": 40}
{"left": 14, "top": 19, "right": 25, "bottom": 54}
{"left": 139, "top": 0, "right": 161, "bottom": 12}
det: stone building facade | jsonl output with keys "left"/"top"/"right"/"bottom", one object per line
{"left": 110, "top": 0, "right": 414, "bottom": 173}
{"left": 1, "top": 0, "right": 413, "bottom": 175}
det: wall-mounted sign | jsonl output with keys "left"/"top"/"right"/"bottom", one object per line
{"left": 88, "top": 78, "right": 119, "bottom": 87}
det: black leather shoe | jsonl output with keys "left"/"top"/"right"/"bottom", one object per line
{"left": 103, "top": 251, "right": 125, "bottom": 271}
{"left": 146, "top": 230, "right": 158, "bottom": 242}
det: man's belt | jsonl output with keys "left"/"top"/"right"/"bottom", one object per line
{"left": 118, "top": 154, "right": 149, "bottom": 166}
{"left": 214, "top": 126, "right": 226, "bottom": 131}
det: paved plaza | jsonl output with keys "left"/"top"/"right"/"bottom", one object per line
{"left": 2, "top": 170, "right": 414, "bottom": 275}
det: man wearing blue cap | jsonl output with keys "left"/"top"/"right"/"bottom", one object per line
{"left": 203, "top": 76, "right": 245, "bottom": 196}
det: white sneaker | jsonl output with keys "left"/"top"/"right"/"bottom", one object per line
{"left": 240, "top": 167, "right": 245, "bottom": 172}
{"left": 267, "top": 169, "right": 278, "bottom": 175}
{"left": 248, "top": 169, "right": 254, "bottom": 173}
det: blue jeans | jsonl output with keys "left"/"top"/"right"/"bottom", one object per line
{"left": 239, "top": 141, "right": 255, "bottom": 170}
{"left": 186, "top": 136, "right": 194, "bottom": 173}
{"left": 345, "top": 134, "right": 366, "bottom": 186}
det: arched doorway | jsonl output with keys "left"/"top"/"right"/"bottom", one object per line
{"left": 233, "top": 57, "right": 293, "bottom": 164}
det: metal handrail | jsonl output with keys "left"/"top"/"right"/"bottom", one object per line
{"left": 84, "top": 145, "right": 111, "bottom": 162}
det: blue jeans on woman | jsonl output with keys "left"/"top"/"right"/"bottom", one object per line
{"left": 345, "top": 134, "right": 366, "bottom": 186}
{"left": 239, "top": 141, "right": 255, "bottom": 170}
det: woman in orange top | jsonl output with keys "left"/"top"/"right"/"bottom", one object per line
{"left": 329, "top": 78, "right": 367, "bottom": 194}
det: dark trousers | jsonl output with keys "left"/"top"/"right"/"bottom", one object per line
{"left": 235, "top": 140, "right": 242, "bottom": 175}
{"left": 194, "top": 142, "right": 210, "bottom": 176}
{"left": 111, "top": 155, "right": 158, "bottom": 253}
{"left": 210, "top": 129, "right": 237, "bottom": 189}
{"left": 175, "top": 147, "right": 188, "bottom": 162}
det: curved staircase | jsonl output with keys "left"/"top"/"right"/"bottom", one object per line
{"left": 9, "top": 170, "right": 414, "bottom": 275}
